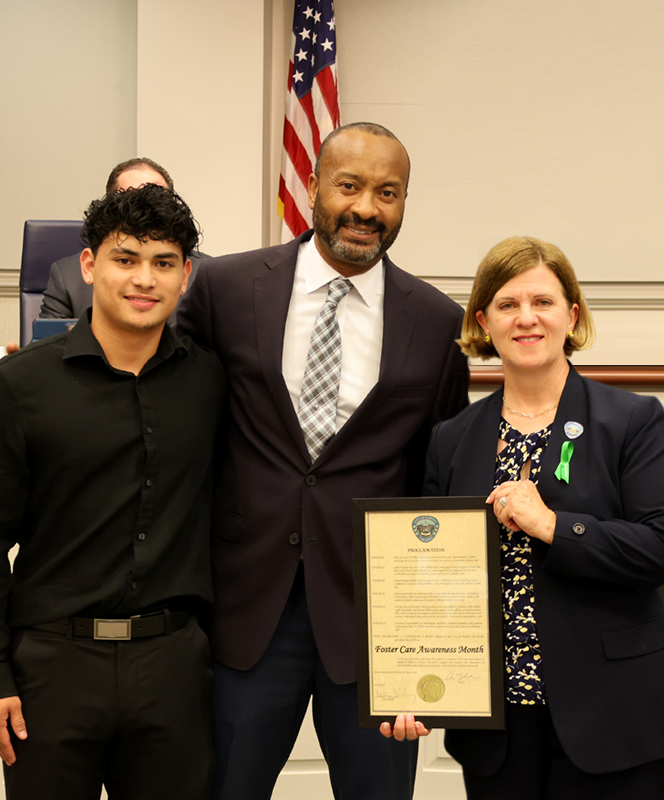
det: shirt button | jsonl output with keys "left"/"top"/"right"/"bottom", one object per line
{"left": 131, "top": 582, "right": 138, "bottom": 590}
{"left": 146, "top": 479, "right": 153, "bottom": 487}
{"left": 305, "top": 475, "right": 316, "bottom": 486}
{"left": 289, "top": 533, "right": 301, "bottom": 546}
{"left": 572, "top": 523, "right": 585, "bottom": 535}
{"left": 146, "top": 427, "right": 153, "bottom": 434}
{"left": 138, "top": 533, "right": 146, "bottom": 541}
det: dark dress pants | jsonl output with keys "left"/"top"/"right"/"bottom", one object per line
{"left": 461, "top": 702, "right": 664, "bottom": 800}
{"left": 212, "top": 565, "right": 418, "bottom": 800}
{"left": 4, "top": 617, "right": 214, "bottom": 800}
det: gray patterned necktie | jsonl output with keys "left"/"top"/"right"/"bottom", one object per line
{"left": 298, "top": 277, "right": 353, "bottom": 460}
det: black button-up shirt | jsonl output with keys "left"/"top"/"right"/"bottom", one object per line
{"left": 0, "top": 312, "right": 225, "bottom": 696}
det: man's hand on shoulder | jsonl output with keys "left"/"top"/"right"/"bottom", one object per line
{"left": 0, "top": 695, "right": 27, "bottom": 765}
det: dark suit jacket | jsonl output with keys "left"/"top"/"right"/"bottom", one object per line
{"left": 425, "top": 365, "right": 664, "bottom": 775}
{"left": 177, "top": 231, "right": 469, "bottom": 684}
{"left": 39, "top": 250, "right": 206, "bottom": 324}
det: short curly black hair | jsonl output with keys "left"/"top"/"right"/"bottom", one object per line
{"left": 82, "top": 184, "right": 200, "bottom": 259}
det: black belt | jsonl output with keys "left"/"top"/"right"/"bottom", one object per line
{"left": 32, "top": 610, "right": 191, "bottom": 641}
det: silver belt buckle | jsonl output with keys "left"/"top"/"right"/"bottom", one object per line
{"left": 94, "top": 619, "right": 131, "bottom": 640}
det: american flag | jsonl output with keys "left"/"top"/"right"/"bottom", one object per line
{"left": 278, "top": 0, "right": 341, "bottom": 242}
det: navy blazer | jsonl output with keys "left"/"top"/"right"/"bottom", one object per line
{"left": 177, "top": 231, "right": 469, "bottom": 684}
{"left": 425, "top": 365, "right": 664, "bottom": 775}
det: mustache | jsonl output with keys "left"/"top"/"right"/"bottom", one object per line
{"left": 336, "top": 213, "right": 387, "bottom": 235}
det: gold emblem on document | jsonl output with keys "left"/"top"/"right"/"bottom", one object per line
{"left": 417, "top": 674, "right": 445, "bottom": 703}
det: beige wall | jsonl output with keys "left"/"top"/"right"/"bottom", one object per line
{"left": 0, "top": 0, "right": 138, "bottom": 344}
{"left": 333, "top": 0, "right": 664, "bottom": 284}
{"left": 136, "top": 0, "right": 267, "bottom": 258}
{"left": 3, "top": 0, "right": 664, "bottom": 365}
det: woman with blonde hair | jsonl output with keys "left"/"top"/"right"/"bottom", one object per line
{"left": 382, "top": 236, "right": 664, "bottom": 798}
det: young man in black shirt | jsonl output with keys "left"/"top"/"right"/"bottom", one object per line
{"left": 0, "top": 184, "right": 224, "bottom": 799}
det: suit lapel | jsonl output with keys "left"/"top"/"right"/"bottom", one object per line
{"left": 452, "top": 389, "right": 504, "bottom": 496}
{"left": 254, "top": 233, "right": 313, "bottom": 464}
{"left": 537, "top": 364, "right": 589, "bottom": 508}
{"left": 375, "top": 258, "right": 417, "bottom": 394}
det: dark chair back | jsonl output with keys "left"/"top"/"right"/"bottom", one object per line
{"left": 20, "top": 220, "right": 84, "bottom": 346}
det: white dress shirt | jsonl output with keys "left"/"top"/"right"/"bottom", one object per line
{"left": 282, "top": 236, "right": 385, "bottom": 432}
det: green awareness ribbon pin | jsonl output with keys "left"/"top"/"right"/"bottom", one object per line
{"left": 554, "top": 441, "right": 574, "bottom": 483}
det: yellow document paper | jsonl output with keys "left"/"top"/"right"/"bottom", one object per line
{"left": 365, "top": 508, "right": 493, "bottom": 718}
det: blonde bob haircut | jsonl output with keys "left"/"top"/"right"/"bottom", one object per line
{"left": 459, "top": 236, "right": 595, "bottom": 360}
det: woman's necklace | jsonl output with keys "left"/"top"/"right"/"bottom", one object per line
{"left": 502, "top": 397, "right": 559, "bottom": 419}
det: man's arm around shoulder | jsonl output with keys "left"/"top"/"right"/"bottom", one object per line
{"left": 431, "top": 301, "right": 470, "bottom": 425}
{"left": 176, "top": 260, "right": 214, "bottom": 348}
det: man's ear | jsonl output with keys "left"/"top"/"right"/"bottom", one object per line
{"left": 307, "top": 173, "right": 319, "bottom": 211}
{"left": 181, "top": 259, "right": 192, "bottom": 294}
{"left": 80, "top": 248, "right": 95, "bottom": 285}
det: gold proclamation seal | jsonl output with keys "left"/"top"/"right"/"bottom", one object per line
{"left": 417, "top": 674, "right": 445, "bottom": 703}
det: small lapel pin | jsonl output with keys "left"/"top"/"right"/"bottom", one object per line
{"left": 564, "top": 421, "right": 584, "bottom": 440}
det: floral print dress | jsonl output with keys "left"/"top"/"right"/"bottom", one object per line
{"left": 495, "top": 418, "right": 552, "bottom": 705}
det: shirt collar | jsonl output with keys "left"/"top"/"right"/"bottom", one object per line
{"left": 63, "top": 309, "right": 187, "bottom": 372}
{"left": 299, "top": 236, "right": 385, "bottom": 308}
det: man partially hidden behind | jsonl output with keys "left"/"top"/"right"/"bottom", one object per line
{"left": 0, "top": 184, "right": 225, "bottom": 799}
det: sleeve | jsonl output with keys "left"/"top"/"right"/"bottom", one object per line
{"left": 404, "top": 309, "right": 468, "bottom": 496}
{"left": 544, "top": 396, "right": 664, "bottom": 588}
{"left": 422, "top": 421, "right": 445, "bottom": 497}
{"left": 0, "top": 373, "right": 29, "bottom": 697}
{"left": 175, "top": 261, "right": 214, "bottom": 348}
{"left": 428, "top": 311, "right": 469, "bottom": 427}
{"left": 39, "top": 261, "right": 74, "bottom": 319}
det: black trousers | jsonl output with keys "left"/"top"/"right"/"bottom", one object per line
{"left": 4, "top": 617, "right": 214, "bottom": 800}
{"left": 462, "top": 703, "right": 664, "bottom": 800}
{"left": 211, "top": 565, "right": 418, "bottom": 800}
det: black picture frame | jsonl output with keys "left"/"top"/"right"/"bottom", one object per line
{"left": 353, "top": 496, "right": 504, "bottom": 729}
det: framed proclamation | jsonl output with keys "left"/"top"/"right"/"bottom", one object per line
{"left": 353, "top": 497, "right": 504, "bottom": 729}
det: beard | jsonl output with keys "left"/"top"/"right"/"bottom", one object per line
{"left": 312, "top": 196, "right": 403, "bottom": 265}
